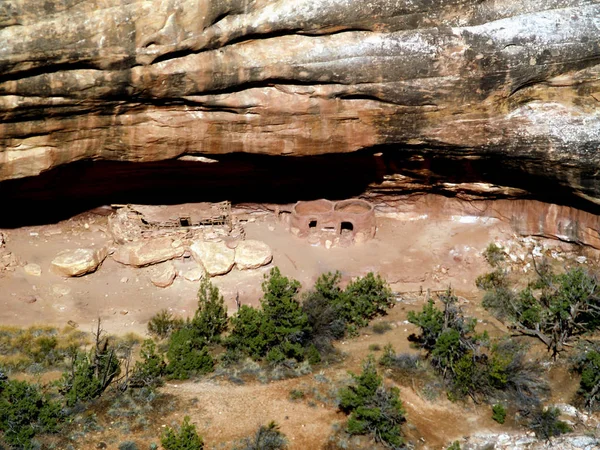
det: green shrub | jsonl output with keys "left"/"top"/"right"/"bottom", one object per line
{"left": 573, "top": 348, "right": 600, "bottom": 410}
{"left": 372, "top": 322, "right": 392, "bottom": 335}
{"left": 339, "top": 273, "right": 394, "bottom": 328}
{"left": 483, "top": 243, "right": 505, "bottom": 267}
{"left": 148, "top": 310, "right": 184, "bottom": 340}
{"left": 59, "top": 335, "right": 121, "bottom": 406}
{"left": 378, "top": 343, "right": 396, "bottom": 368}
{"left": 302, "top": 272, "right": 346, "bottom": 353}
{"left": 492, "top": 403, "right": 507, "bottom": 424}
{"left": 305, "top": 344, "right": 321, "bottom": 365}
{"left": 0, "top": 378, "right": 63, "bottom": 449}
{"left": 407, "top": 298, "right": 444, "bottom": 351}
{"left": 119, "top": 441, "right": 139, "bottom": 450}
{"left": 161, "top": 416, "right": 204, "bottom": 450}
{"left": 528, "top": 407, "right": 571, "bottom": 439}
{"left": 130, "top": 340, "right": 166, "bottom": 388}
{"left": 165, "top": 328, "right": 214, "bottom": 380}
{"left": 338, "top": 356, "right": 405, "bottom": 448}
{"left": 408, "top": 292, "right": 546, "bottom": 404}
{"left": 289, "top": 389, "right": 305, "bottom": 401}
{"left": 446, "top": 442, "right": 461, "bottom": 450}
{"left": 478, "top": 251, "right": 600, "bottom": 357}
{"left": 233, "top": 421, "right": 288, "bottom": 450}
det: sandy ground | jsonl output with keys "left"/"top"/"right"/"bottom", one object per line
{"left": 2, "top": 203, "right": 595, "bottom": 449}
{"left": 0, "top": 208, "right": 509, "bottom": 337}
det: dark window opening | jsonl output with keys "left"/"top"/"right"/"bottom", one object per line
{"left": 322, "top": 226, "right": 336, "bottom": 233}
{"left": 309, "top": 220, "right": 317, "bottom": 228}
{"left": 341, "top": 222, "right": 354, "bottom": 233}
{"left": 180, "top": 217, "right": 191, "bottom": 226}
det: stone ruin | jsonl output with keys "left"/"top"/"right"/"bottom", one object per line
{"left": 40, "top": 201, "right": 273, "bottom": 285}
{"left": 108, "top": 201, "right": 243, "bottom": 244}
{"left": 289, "top": 199, "right": 376, "bottom": 246}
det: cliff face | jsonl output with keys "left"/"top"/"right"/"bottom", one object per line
{"left": 0, "top": 0, "right": 599, "bottom": 200}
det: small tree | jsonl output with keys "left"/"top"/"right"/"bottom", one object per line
{"left": 260, "top": 267, "right": 309, "bottom": 349}
{"left": 233, "top": 421, "right": 288, "bottom": 450}
{"left": 226, "top": 268, "right": 310, "bottom": 362}
{"left": 191, "top": 278, "right": 228, "bottom": 344}
{"left": 227, "top": 305, "right": 269, "bottom": 359}
{"left": 302, "top": 272, "right": 346, "bottom": 354}
{"left": 161, "top": 416, "right": 204, "bottom": 450}
{"left": 338, "top": 356, "right": 406, "bottom": 449}
{"left": 59, "top": 320, "right": 120, "bottom": 405}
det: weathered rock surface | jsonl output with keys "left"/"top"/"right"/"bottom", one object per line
{"left": 51, "top": 247, "right": 108, "bottom": 277}
{"left": 181, "top": 266, "right": 205, "bottom": 282}
{"left": 113, "top": 237, "right": 184, "bottom": 267}
{"left": 0, "top": 0, "right": 599, "bottom": 204}
{"left": 374, "top": 194, "right": 600, "bottom": 249}
{"left": 150, "top": 262, "right": 176, "bottom": 288}
{"left": 234, "top": 240, "right": 273, "bottom": 270}
{"left": 23, "top": 263, "right": 41, "bottom": 277}
{"left": 463, "top": 432, "right": 600, "bottom": 450}
{"left": 189, "top": 241, "right": 235, "bottom": 276}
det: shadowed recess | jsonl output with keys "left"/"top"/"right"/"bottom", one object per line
{"left": 2, "top": 146, "right": 600, "bottom": 227}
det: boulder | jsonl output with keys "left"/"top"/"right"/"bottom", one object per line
{"left": 181, "top": 266, "right": 205, "bottom": 282}
{"left": 189, "top": 241, "right": 235, "bottom": 276}
{"left": 24, "top": 263, "right": 42, "bottom": 277}
{"left": 150, "top": 262, "right": 176, "bottom": 288}
{"left": 234, "top": 240, "right": 273, "bottom": 270}
{"left": 113, "top": 237, "right": 184, "bottom": 267}
{"left": 51, "top": 247, "right": 108, "bottom": 277}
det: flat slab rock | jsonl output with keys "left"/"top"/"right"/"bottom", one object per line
{"left": 113, "top": 237, "right": 184, "bottom": 267}
{"left": 234, "top": 240, "right": 273, "bottom": 270}
{"left": 51, "top": 247, "right": 108, "bottom": 276}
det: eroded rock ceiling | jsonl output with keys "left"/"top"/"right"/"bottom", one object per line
{"left": 0, "top": 0, "right": 599, "bottom": 201}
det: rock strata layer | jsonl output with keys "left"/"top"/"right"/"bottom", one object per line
{"left": 0, "top": 1, "right": 599, "bottom": 203}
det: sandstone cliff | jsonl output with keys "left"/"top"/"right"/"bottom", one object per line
{"left": 0, "top": 0, "right": 599, "bottom": 201}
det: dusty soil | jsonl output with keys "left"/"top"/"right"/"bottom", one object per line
{"left": 2, "top": 197, "right": 599, "bottom": 449}
{"left": 0, "top": 204, "right": 509, "bottom": 336}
